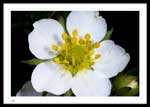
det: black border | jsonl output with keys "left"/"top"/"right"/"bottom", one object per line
{"left": 2, "top": 2, "right": 149, "bottom": 105}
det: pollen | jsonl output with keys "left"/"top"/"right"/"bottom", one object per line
{"left": 72, "top": 29, "right": 78, "bottom": 37}
{"left": 71, "top": 37, "right": 77, "bottom": 44}
{"left": 95, "top": 54, "right": 101, "bottom": 59}
{"left": 51, "top": 44, "right": 58, "bottom": 51}
{"left": 62, "top": 33, "right": 68, "bottom": 40}
{"left": 84, "top": 33, "right": 91, "bottom": 41}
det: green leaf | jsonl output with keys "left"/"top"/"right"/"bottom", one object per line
{"left": 126, "top": 67, "right": 139, "bottom": 76}
{"left": 112, "top": 72, "right": 139, "bottom": 96}
{"left": 21, "top": 58, "right": 51, "bottom": 65}
{"left": 64, "top": 89, "right": 73, "bottom": 96}
{"left": 116, "top": 87, "right": 131, "bottom": 95}
{"left": 112, "top": 73, "right": 137, "bottom": 89}
{"left": 100, "top": 28, "right": 114, "bottom": 42}
{"left": 117, "top": 86, "right": 139, "bottom": 96}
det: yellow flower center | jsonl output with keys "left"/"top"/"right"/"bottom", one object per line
{"left": 51, "top": 29, "right": 101, "bottom": 76}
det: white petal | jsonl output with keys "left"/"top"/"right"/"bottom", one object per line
{"left": 67, "top": 11, "right": 107, "bottom": 41}
{"left": 28, "top": 30, "right": 56, "bottom": 59}
{"left": 94, "top": 40, "right": 114, "bottom": 61}
{"left": 94, "top": 40, "right": 130, "bottom": 78}
{"left": 31, "top": 62, "right": 72, "bottom": 95}
{"left": 28, "top": 19, "right": 64, "bottom": 59}
{"left": 71, "top": 70, "right": 111, "bottom": 96}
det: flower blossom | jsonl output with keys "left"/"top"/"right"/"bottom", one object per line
{"left": 28, "top": 11, "right": 130, "bottom": 96}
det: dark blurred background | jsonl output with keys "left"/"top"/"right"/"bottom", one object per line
{"left": 11, "top": 11, "right": 139, "bottom": 96}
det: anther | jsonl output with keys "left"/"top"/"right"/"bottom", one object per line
{"left": 89, "top": 50, "right": 94, "bottom": 55}
{"left": 90, "top": 61, "right": 95, "bottom": 65}
{"left": 51, "top": 45, "right": 58, "bottom": 51}
{"left": 53, "top": 57, "right": 60, "bottom": 64}
{"left": 79, "top": 38, "right": 85, "bottom": 44}
{"left": 95, "top": 54, "right": 101, "bottom": 59}
{"left": 71, "top": 37, "right": 77, "bottom": 44}
{"left": 61, "top": 43, "right": 67, "bottom": 50}
{"left": 86, "top": 40, "right": 92, "bottom": 46}
{"left": 84, "top": 33, "right": 91, "bottom": 41}
{"left": 72, "top": 29, "right": 78, "bottom": 37}
{"left": 93, "top": 42, "right": 100, "bottom": 48}
{"left": 62, "top": 33, "right": 68, "bottom": 40}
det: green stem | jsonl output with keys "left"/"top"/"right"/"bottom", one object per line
{"left": 21, "top": 58, "right": 53, "bottom": 66}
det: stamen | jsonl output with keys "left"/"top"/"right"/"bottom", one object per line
{"left": 90, "top": 61, "right": 95, "bottom": 65}
{"left": 61, "top": 43, "right": 67, "bottom": 50}
{"left": 53, "top": 57, "right": 60, "bottom": 64}
{"left": 71, "top": 37, "right": 77, "bottom": 44}
{"left": 86, "top": 40, "right": 92, "bottom": 46}
{"left": 53, "top": 31, "right": 102, "bottom": 76}
{"left": 79, "top": 38, "right": 85, "bottom": 44}
{"left": 51, "top": 45, "right": 58, "bottom": 51}
{"left": 63, "top": 59, "right": 69, "bottom": 64}
{"left": 62, "top": 33, "right": 68, "bottom": 40}
{"left": 95, "top": 54, "right": 101, "bottom": 59}
{"left": 72, "top": 29, "right": 78, "bottom": 37}
{"left": 89, "top": 50, "right": 94, "bottom": 55}
{"left": 84, "top": 33, "right": 91, "bottom": 41}
{"left": 93, "top": 42, "right": 100, "bottom": 48}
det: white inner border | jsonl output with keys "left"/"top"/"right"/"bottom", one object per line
{"left": 3, "top": 3, "right": 147, "bottom": 104}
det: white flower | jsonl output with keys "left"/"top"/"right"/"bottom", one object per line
{"left": 28, "top": 11, "right": 130, "bottom": 96}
